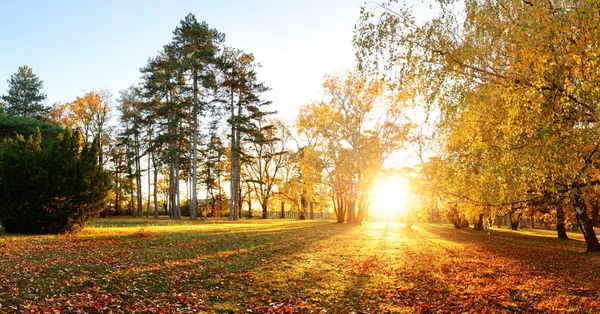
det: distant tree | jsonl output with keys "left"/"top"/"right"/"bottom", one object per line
{"left": 0, "top": 129, "right": 111, "bottom": 234}
{"left": 141, "top": 46, "right": 187, "bottom": 219}
{"left": 199, "top": 130, "right": 227, "bottom": 218}
{"left": 107, "top": 138, "right": 129, "bottom": 216}
{"left": 243, "top": 119, "right": 290, "bottom": 219}
{"left": 1, "top": 66, "right": 48, "bottom": 117}
{"left": 217, "top": 48, "right": 273, "bottom": 220}
{"left": 118, "top": 86, "right": 145, "bottom": 218}
{"left": 51, "top": 90, "right": 112, "bottom": 164}
{"left": 297, "top": 72, "right": 412, "bottom": 224}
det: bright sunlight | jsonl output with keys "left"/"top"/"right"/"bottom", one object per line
{"left": 370, "top": 176, "right": 412, "bottom": 219}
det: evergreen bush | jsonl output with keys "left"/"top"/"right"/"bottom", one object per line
{"left": 0, "top": 129, "right": 111, "bottom": 234}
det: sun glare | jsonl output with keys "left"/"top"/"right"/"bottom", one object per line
{"left": 371, "top": 177, "right": 412, "bottom": 218}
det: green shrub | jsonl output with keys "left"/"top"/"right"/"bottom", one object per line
{"left": 0, "top": 128, "right": 111, "bottom": 234}
{"left": 0, "top": 113, "right": 62, "bottom": 146}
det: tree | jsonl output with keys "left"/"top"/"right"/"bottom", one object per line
{"left": 355, "top": 0, "right": 600, "bottom": 251}
{"left": 118, "top": 86, "right": 145, "bottom": 218}
{"left": 243, "top": 119, "right": 290, "bottom": 219}
{"left": 51, "top": 90, "right": 112, "bottom": 165}
{"left": 217, "top": 48, "right": 273, "bottom": 220}
{"left": 199, "top": 129, "right": 227, "bottom": 218}
{"left": 2, "top": 66, "right": 48, "bottom": 117}
{"left": 171, "top": 13, "right": 225, "bottom": 220}
{"left": 297, "top": 71, "right": 412, "bottom": 224}
{"left": 141, "top": 46, "right": 188, "bottom": 219}
{"left": 107, "top": 139, "right": 129, "bottom": 216}
{"left": 0, "top": 129, "right": 111, "bottom": 234}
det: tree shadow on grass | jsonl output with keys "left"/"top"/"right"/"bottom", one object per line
{"left": 405, "top": 224, "right": 600, "bottom": 312}
{"left": 331, "top": 224, "right": 538, "bottom": 313}
{"left": 1, "top": 221, "right": 358, "bottom": 312}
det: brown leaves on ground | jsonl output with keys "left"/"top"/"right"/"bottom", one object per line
{"left": 0, "top": 219, "right": 599, "bottom": 313}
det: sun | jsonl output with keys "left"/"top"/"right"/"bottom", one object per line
{"left": 370, "top": 176, "right": 412, "bottom": 218}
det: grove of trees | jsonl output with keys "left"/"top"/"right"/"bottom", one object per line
{"left": 2, "top": 2, "right": 599, "bottom": 255}
{"left": 355, "top": 0, "right": 600, "bottom": 251}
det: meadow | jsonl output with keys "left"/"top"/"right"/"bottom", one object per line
{"left": 1, "top": 219, "right": 599, "bottom": 313}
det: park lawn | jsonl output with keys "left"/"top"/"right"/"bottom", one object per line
{"left": 1, "top": 219, "right": 600, "bottom": 313}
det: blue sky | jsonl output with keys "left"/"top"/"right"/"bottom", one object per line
{"left": 0, "top": 0, "right": 365, "bottom": 122}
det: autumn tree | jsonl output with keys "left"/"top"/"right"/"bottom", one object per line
{"left": 297, "top": 71, "right": 412, "bottom": 224}
{"left": 51, "top": 90, "right": 112, "bottom": 164}
{"left": 243, "top": 119, "right": 290, "bottom": 219}
{"left": 355, "top": 0, "right": 600, "bottom": 251}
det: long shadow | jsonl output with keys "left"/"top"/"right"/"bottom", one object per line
{"left": 407, "top": 224, "right": 600, "bottom": 311}
{"left": 326, "top": 223, "right": 476, "bottom": 313}
{"left": 1, "top": 221, "right": 359, "bottom": 312}
{"left": 305, "top": 223, "right": 600, "bottom": 313}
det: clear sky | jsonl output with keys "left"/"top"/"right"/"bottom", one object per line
{"left": 0, "top": 0, "right": 366, "bottom": 123}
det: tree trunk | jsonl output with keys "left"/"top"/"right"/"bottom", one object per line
{"left": 281, "top": 201, "right": 285, "bottom": 218}
{"left": 461, "top": 219, "right": 469, "bottom": 229}
{"left": 335, "top": 194, "right": 345, "bottom": 223}
{"left": 310, "top": 202, "right": 314, "bottom": 220}
{"left": 573, "top": 189, "right": 600, "bottom": 252}
{"left": 190, "top": 71, "right": 199, "bottom": 220}
{"left": 474, "top": 213, "right": 485, "bottom": 230}
{"left": 153, "top": 151, "right": 158, "bottom": 219}
{"left": 169, "top": 154, "right": 175, "bottom": 219}
{"left": 115, "top": 166, "right": 120, "bottom": 216}
{"left": 262, "top": 202, "right": 268, "bottom": 219}
{"left": 238, "top": 187, "right": 242, "bottom": 219}
{"left": 510, "top": 213, "right": 520, "bottom": 230}
{"left": 451, "top": 206, "right": 461, "bottom": 229}
{"left": 247, "top": 198, "right": 252, "bottom": 218}
{"left": 175, "top": 151, "right": 181, "bottom": 219}
{"left": 229, "top": 88, "right": 239, "bottom": 221}
{"left": 299, "top": 196, "right": 306, "bottom": 220}
{"left": 135, "top": 133, "right": 143, "bottom": 219}
{"left": 147, "top": 132, "right": 151, "bottom": 218}
{"left": 346, "top": 197, "right": 356, "bottom": 223}
{"left": 130, "top": 179, "right": 135, "bottom": 218}
{"left": 556, "top": 202, "right": 568, "bottom": 239}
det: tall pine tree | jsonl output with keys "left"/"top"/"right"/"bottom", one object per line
{"left": 217, "top": 48, "right": 273, "bottom": 220}
{"left": 2, "top": 66, "right": 48, "bottom": 117}
{"left": 171, "top": 13, "right": 224, "bottom": 220}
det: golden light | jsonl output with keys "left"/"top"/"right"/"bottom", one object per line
{"left": 370, "top": 176, "right": 412, "bottom": 219}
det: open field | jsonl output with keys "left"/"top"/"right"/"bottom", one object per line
{"left": 1, "top": 219, "right": 600, "bottom": 313}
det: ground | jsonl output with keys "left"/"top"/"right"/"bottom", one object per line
{"left": 1, "top": 218, "right": 599, "bottom": 313}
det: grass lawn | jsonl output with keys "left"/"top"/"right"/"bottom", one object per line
{"left": 1, "top": 218, "right": 600, "bottom": 313}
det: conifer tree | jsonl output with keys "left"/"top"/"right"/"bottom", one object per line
{"left": 217, "top": 48, "right": 273, "bottom": 220}
{"left": 171, "top": 13, "right": 224, "bottom": 220}
{"left": 2, "top": 66, "right": 48, "bottom": 117}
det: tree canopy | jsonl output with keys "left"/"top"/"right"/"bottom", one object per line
{"left": 1, "top": 66, "right": 48, "bottom": 117}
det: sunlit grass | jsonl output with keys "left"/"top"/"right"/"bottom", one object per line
{"left": 1, "top": 219, "right": 599, "bottom": 312}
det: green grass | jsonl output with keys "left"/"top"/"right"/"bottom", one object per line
{"left": 1, "top": 219, "right": 599, "bottom": 313}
